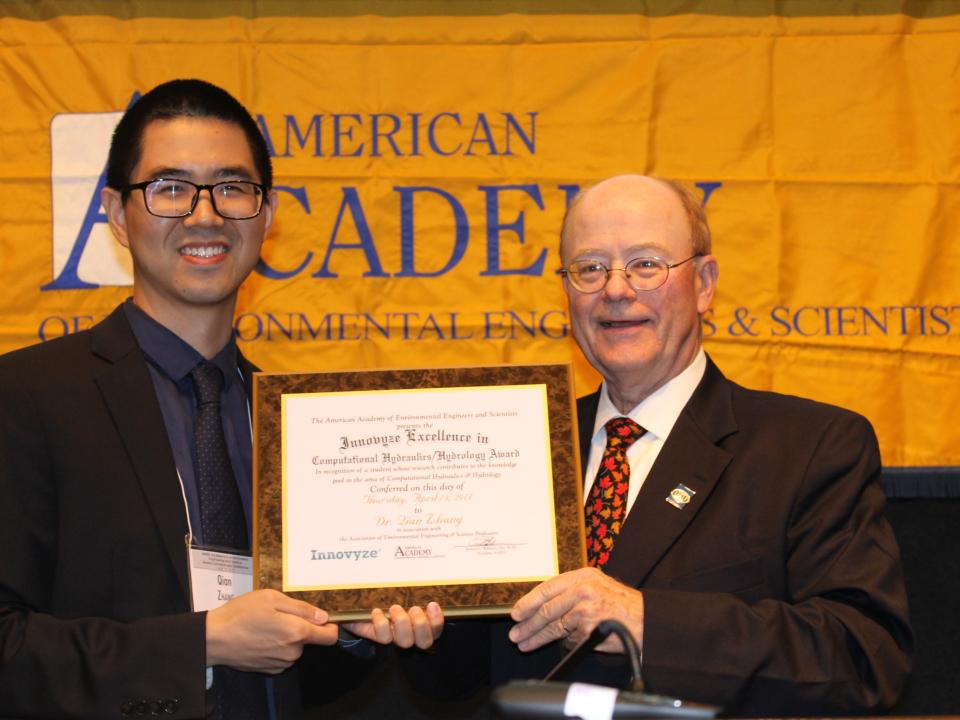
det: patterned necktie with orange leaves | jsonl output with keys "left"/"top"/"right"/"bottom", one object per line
{"left": 585, "top": 417, "right": 645, "bottom": 568}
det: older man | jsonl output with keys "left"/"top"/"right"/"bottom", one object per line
{"left": 504, "top": 175, "right": 912, "bottom": 715}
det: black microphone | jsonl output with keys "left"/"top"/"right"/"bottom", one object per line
{"left": 545, "top": 619, "right": 645, "bottom": 691}
{"left": 491, "top": 680, "right": 718, "bottom": 719}
{"left": 491, "top": 619, "right": 719, "bottom": 719}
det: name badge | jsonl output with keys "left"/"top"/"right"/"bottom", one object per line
{"left": 187, "top": 541, "right": 253, "bottom": 612}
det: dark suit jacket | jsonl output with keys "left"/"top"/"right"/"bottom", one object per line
{"left": 0, "top": 305, "right": 301, "bottom": 719}
{"left": 414, "top": 355, "right": 912, "bottom": 717}
{"left": 568, "top": 356, "right": 911, "bottom": 715}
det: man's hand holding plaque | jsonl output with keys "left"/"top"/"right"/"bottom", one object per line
{"left": 344, "top": 602, "right": 445, "bottom": 649}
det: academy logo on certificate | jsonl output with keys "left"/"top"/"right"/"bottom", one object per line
{"left": 47, "top": 110, "right": 131, "bottom": 290}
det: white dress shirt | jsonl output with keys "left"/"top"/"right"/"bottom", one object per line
{"left": 583, "top": 349, "right": 707, "bottom": 517}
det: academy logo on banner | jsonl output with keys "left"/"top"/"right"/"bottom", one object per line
{"left": 47, "top": 110, "right": 130, "bottom": 290}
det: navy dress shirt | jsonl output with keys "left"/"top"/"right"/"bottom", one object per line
{"left": 123, "top": 300, "right": 254, "bottom": 547}
{"left": 122, "top": 301, "right": 283, "bottom": 717}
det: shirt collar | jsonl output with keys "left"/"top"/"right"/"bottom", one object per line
{"left": 594, "top": 348, "right": 707, "bottom": 441}
{"left": 123, "top": 298, "right": 238, "bottom": 388}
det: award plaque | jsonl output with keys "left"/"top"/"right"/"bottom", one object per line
{"left": 253, "top": 364, "right": 585, "bottom": 620}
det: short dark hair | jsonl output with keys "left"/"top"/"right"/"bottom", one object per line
{"left": 105, "top": 78, "right": 272, "bottom": 190}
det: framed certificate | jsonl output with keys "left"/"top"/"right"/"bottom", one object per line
{"left": 252, "top": 364, "right": 585, "bottom": 620}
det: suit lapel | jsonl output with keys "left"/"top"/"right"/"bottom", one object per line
{"left": 91, "top": 306, "right": 191, "bottom": 601}
{"left": 237, "top": 348, "right": 259, "bottom": 392}
{"left": 603, "top": 358, "right": 737, "bottom": 587}
{"left": 577, "top": 390, "right": 601, "bottom": 471}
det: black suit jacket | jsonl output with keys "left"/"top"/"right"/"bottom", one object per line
{"left": 566, "top": 356, "right": 912, "bottom": 715}
{"left": 0, "top": 305, "right": 301, "bottom": 719}
{"left": 416, "top": 355, "right": 912, "bottom": 717}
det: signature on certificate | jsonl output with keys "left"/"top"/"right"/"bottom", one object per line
{"left": 461, "top": 533, "right": 524, "bottom": 554}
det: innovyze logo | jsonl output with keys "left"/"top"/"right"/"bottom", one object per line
{"left": 45, "top": 110, "right": 132, "bottom": 290}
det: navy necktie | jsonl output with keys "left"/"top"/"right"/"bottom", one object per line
{"left": 190, "top": 361, "right": 268, "bottom": 720}
{"left": 191, "top": 361, "right": 247, "bottom": 550}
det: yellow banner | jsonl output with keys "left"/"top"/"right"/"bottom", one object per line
{"left": 1, "top": 2, "right": 958, "bottom": 473}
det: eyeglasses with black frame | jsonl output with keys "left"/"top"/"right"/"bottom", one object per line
{"left": 121, "top": 178, "right": 268, "bottom": 220}
{"left": 557, "top": 254, "right": 703, "bottom": 293}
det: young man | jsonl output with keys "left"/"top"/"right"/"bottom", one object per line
{"left": 0, "top": 79, "right": 439, "bottom": 719}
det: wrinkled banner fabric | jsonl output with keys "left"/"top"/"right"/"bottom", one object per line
{"left": 1, "top": 1, "right": 958, "bottom": 494}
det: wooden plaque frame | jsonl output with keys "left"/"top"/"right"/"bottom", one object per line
{"left": 252, "top": 363, "right": 585, "bottom": 620}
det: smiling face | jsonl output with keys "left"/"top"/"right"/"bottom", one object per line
{"left": 102, "top": 116, "right": 275, "bottom": 329}
{"left": 561, "top": 176, "right": 718, "bottom": 412}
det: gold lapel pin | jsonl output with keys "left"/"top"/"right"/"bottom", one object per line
{"left": 666, "top": 483, "right": 696, "bottom": 509}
